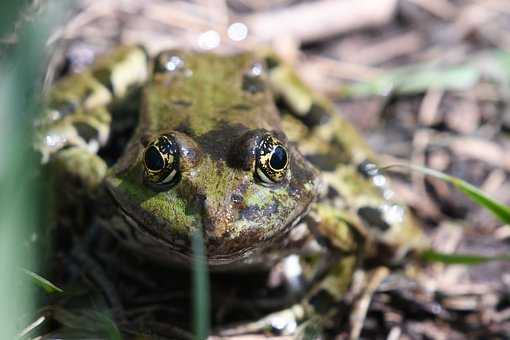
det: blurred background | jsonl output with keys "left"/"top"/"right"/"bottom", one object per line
{"left": 2, "top": 0, "right": 510, "bottom": 338}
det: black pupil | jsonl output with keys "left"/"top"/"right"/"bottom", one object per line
{"left": 270, "top": 146, "right": 287, "bottom": 170}
{"left": 145, "top": 146, "right": 165, "bottom": 171}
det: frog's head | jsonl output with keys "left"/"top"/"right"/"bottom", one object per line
{"left": 106, "top": 127, "right": 319, "bottom": 266}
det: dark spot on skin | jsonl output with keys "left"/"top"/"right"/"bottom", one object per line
{"left": 172, "top": 99, "right": 192, "bottom": 107}
{"left": 93, "top": 69, "right": 114, "bottom": 94}
{"left": 138, "top": 45, "right": 150, "bottom": 63}
{"left": 274, "top": 97, "right": 330, "bottom": 128}
{"left": 144, "top": 146, "right": 164, "bottom": 171}
{"left": 182, "top": 189, "right": 206, "bottom": 218}
{"left": 230, "top": 103, "right": 251, "bottom": 111}
{"left": 154, "top": 59, "right": 168, "bottom": 74}
{"left": 304, "top": 137, "right": 351, "bottom": 172}
{"left": 83, "top": 88, "right": 94, "bottom": 101}
{"left": 302, "top": 103, "right": 331, "bottom": 127}
{"left": 264, "top": 56, "right": 279, "bottom": 70}
{"left": 242, "top": 73, "right": 266, "bottom": 94}
{"left": 326, "top": 186, "right": 341, "bottom": 200}
{"left": 73, "top": 122, "right": 99, "bottom": 143}
{"left": 357, "top": 160, "right": 380, "bottom": 179}
{"left": 240, "top": 200, "right": 279, "bottom": 222}
{"left": 357, "top": 206, "right": 390, "bottom": 231}
{"left": 103, "top": 78, "right": 115, "bottom": 94}
{"left": 305, "top": 154, "right": 341, "bottom": 172}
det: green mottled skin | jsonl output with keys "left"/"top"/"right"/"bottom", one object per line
{"left": 38, "top": 46, "right": 425, "bottom": 281}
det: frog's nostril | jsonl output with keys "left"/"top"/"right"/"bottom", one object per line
{"left": 230, "top": 193, "right": 243, "bottom": 205}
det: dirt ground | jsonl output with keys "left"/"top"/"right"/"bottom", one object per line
{"left": 15, "top": 0, "right": 510, "bottom": 339}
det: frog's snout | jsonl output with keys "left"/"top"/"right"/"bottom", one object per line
{"left": 200, "top": 195, "right": 238, "bottom": 236}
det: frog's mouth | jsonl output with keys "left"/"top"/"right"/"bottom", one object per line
{"left": 108, "top": 187, "right": 316, "bottom": 267}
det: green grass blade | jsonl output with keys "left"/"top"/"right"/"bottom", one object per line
{"left": 22, "top": 268, "right": 63, "bottom": 294}
{"left": 94, "top": 312, "right": 123, "bottom": 340}
{"left": 340, "top": 50, "right": 510, "bottom": 98}
{"left": 50, "top": 308, "right": 122, "bottom": 339}
{"left": 422, "top": 249, "right": 510, "bottom": 265}
{"left": 341, "top": 64, "right": 480, "bottom": 98}
{"left": 192, "top": 229, "right": 210, "bottom": 340}
{"left": 386, "top": 164, "right": 510, "bottom": 224}
{"left": 451, "top": 179, "right": 510, "bottom": 224}
{"left": 384, "top": 164, "right": 510, "bottom": 264}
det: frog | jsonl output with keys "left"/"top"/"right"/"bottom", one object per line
{"left": 36, "top": 45, "right": 426, "bottom": 336}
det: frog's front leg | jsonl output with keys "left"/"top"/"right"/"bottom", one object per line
{"left": 36, "top": 45, "right": 149, "bottom": 194}
{"left": 299, "top": 203, "right": 363, "bottom": 324}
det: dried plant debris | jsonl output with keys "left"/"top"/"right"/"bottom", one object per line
{"left": 19, "top": 0, "right": 510, "bottom": 338}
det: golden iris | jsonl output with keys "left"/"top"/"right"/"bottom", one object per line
{"left": 255, "top": 134, "right": 289, "bottom": 184}
{"left": 143, "top": 134, "right": 180, "bottom": 186}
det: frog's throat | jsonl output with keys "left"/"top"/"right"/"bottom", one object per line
{"left": 109, "top": 190, "right": 315, "bottom": 266}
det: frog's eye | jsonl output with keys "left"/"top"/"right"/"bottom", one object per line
{"left": 143, "top": 135, "right": 180, "bottom": 187}
{"left": 255, "top": 134, "right": 289, "bottom": 185}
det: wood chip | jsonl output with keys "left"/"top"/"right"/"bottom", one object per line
{"left": 349, "top": 267, "right": 390, "bottom": 340}
{"left": 419, "top": 89, "right": 444, "bottom": 126}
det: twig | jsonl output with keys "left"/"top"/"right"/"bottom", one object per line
{"left": 245, "top": 0, "right": 398, "bottom": 44}
{"left": 349, "top": 267, "right": 390, "bottom": 340}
